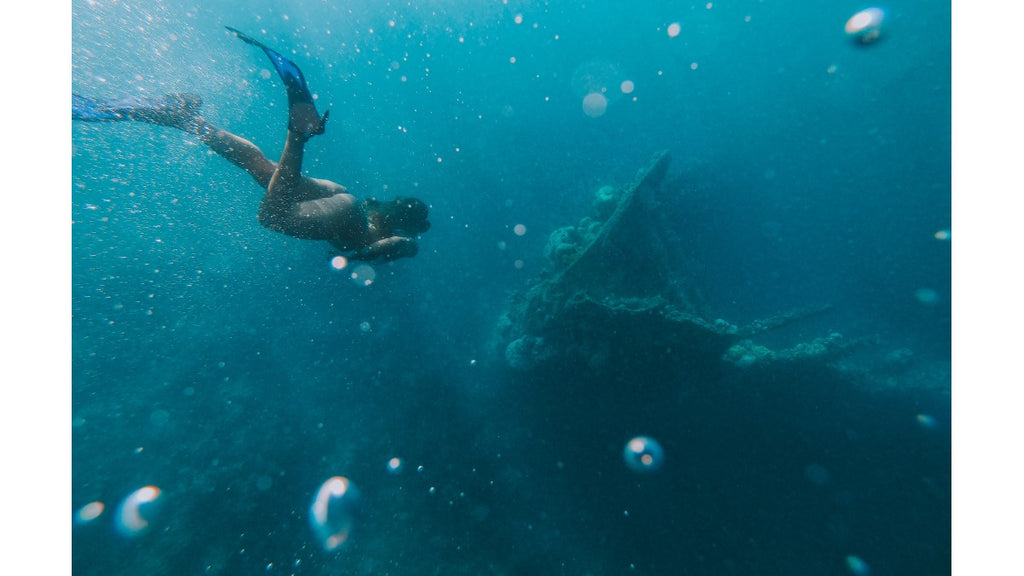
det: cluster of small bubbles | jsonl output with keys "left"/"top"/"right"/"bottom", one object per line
{"left": 623, "top": 436, "right": 665, "bottom": 473}
{"left": 387, "top": 457, "right": 403, "bottom": 474}
{"left": 914, "top": 288, "right": 940, "bottom": 306}
{"left": 115, "top": 485, "right": 163, "bottom": 537}
{"left": 309, "top": 476, "right": 361, "bottom": 552}
{"left": 74, "top": 501, "right": 105, "bottom": 525}
{"left": 350, "top": 264, "right": 376, "bottom": 286}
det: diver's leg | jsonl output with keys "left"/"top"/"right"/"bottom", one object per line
{"left": 256, "top": 131, "right": 309, "bottom": 231}
{"left": 227, "top": 27, "right": 335, "bottom": 226}
{"left": 125, "top": 93, "right": 203, "bottom": 130}
{"left": 263, "top": 131, "right": 308, "bottom": 203}
{"left": 227, "top": 28, "right": 327, "bottom": 203}
{"left": 72, "top": 93, "right": 277, "bottom": 189}
{"left": 194, "top": 120, "right": 277, "bottom": 190}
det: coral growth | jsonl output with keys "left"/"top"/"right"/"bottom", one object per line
{"left": 543, "top": 226, "right": 585, "bottom": 269}
{"left": 724, "top": 333, "right": 858, "bottom": 369}
{"left": 504, "top": 335, "right": 555, "bottom": 371}
{"left": 542, "top": 185, "right": 625, "bottom": 271}
{"left": 592, "top": 185, "right": 622, "bottom": 220}
{"left": 723, "top": 340, "right": 776, "bottom": 368}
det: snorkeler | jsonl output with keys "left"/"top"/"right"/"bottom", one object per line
{"left": 72, "top": 27, "right": 430, "bottom": 262}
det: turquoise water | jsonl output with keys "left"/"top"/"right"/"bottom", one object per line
{"left": 72, "top": 1, "right": 950, "bottom": 575}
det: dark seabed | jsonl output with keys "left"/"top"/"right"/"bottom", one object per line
{"left": 72, "top": 1, "right": 950, "bottom": 575}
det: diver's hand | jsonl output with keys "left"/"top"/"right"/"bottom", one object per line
{"left": 350, "top": 236, "right": 418, "bottom": 262}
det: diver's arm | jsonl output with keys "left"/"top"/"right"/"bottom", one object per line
{"left": 349, "top": 236, "right": 419, "bottom": 262}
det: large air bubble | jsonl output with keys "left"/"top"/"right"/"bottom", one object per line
{"left": 309, "top": 476, "right": 361, "bottom": 551}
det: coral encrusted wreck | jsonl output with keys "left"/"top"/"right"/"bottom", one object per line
{"left": 493, "top": 150, "right": 836, "bottom": 373}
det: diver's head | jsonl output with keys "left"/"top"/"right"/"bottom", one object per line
{"left": 378, "top": 197, "right": 431, "bottom": 235}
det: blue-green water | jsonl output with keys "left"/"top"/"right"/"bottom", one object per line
{"left": 72, "top": 1, "right": 950, "bottom": 575}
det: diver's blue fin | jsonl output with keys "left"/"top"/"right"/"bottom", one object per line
{"left": 226, "top": 26, "right": 328, "bottom": 138}
{"left": 72, "top": 94, "right": 129, "bottom": 121}
{"left": 226, "top": 26, "right": 314, "bottom": 106}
